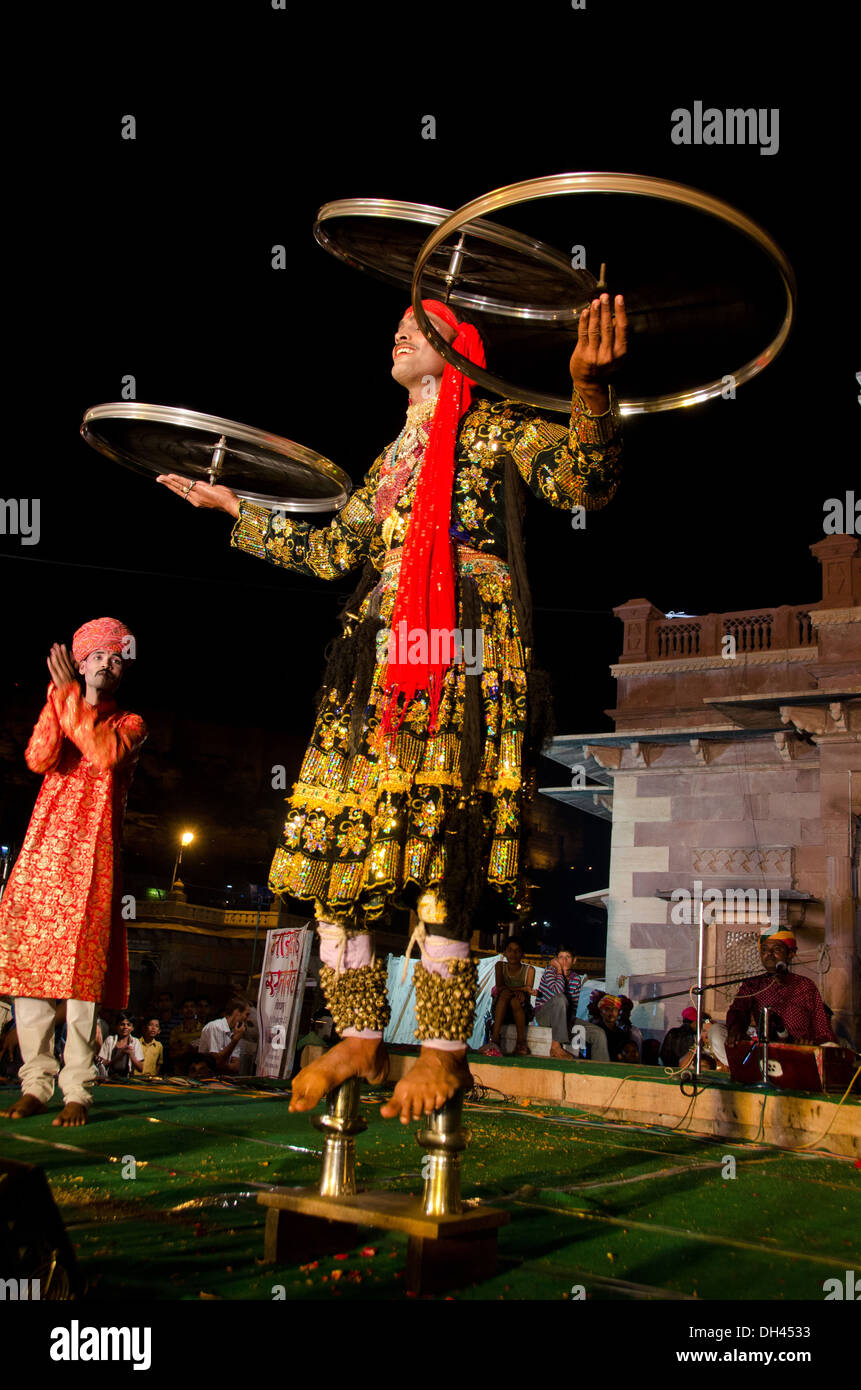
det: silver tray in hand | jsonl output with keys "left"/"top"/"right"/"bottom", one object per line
{"left": 81, "top": 402, "right": 351, "bottom": 512}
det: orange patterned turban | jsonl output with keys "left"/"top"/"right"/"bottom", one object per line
{"left": 761, "top": 930, "right": 797, "bottom": 952}
{"left": 72, "top": 617, "right": 135, "bottom": 664}
{"left": 598, "top": 994, "right": 623, "bottom": 1011}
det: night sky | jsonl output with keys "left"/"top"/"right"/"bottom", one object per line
{"left": 2, "top": 6, "right": 857, "bottom": 910}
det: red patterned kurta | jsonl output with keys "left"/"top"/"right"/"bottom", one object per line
{"left": 726, "top": 971, "right": 835, "bottom": 1044}
{"left": 0, "top": 683, "right": 146, "bottom": 1008}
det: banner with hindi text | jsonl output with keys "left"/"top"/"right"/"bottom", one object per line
{"left": 255, "top": 922, "right": 312, "bottom": 1079}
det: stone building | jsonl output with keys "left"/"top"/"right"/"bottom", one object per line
{"left": 542, "top": 534, "right": 861, "bottom": 1046}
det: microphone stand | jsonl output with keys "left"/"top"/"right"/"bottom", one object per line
{"left": 641, "top": 971, "right": 766, "bottom": 1005}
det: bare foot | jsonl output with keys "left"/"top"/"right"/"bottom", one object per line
{"left": 289, "top": 1037, "right": 389, "bottom": 1113}
{"left": 380, "top": 1046, "right": 472, "bottom": 1125}
{"left": 53, "top": 1102, "right": 88, "bottom": 1127}
{"left": 549, "top": 1041, "right": 573, "bottom": 1061}
{"left": 1, "top": 1093, "right": 47, "bottom": 1119}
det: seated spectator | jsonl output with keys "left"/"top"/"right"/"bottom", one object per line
{"left": 196, "top": 996, "right": 212, "bottom": 1026}
{"left": 480, "top": 939, "right": 536, "bottom": 1057}
{"left": 532, "top": 948, "right": 583, "bottom": 1061}
{"left": 660, "top": 1006, "right": 699, "bottom": 1068}
{"left": 0, "top": 1015, "right": 22, "bottom": 1079}
{"left": 199, "top": 997, "right": 250, "bottom": 1075}
{"left": 139, "top": 1016, "right": 164, "bottom": 1077}
{"left": 154, "top": 991, "right": 183, "bottom": 1041}
{"left": 167, "top": 998, "right": 203, "bottom": 1072}
{"left": 188, "top": 1054, "right": 217, "bottom": 1081}
{"left": 98, "top": 1013, "right": 144, "bottom": 1079}
{"left": 95, "top": 1008, "right": 112, "bottom": 1053}
{"left": 583, "top": 991, "right": 638, "bottom": 1062}
{"left": 642, "top": 1038, "right": 661, "bottom": 1066}
{"left": 238, "top": 1003, "right": 260, "bottom": 1076}
{"left": 228, "top": 978, "right": 260, "bottom": 1076}
{"left": 620, "top": 1040, "right": 641, "bottom": 1064}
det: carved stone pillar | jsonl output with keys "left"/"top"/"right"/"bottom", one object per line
{"left": 612, "top": 599, "right": 664, "bottom": 664}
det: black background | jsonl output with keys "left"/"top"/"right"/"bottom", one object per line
{"left": 2, "top": 1, "right": 857, "bottom": 902}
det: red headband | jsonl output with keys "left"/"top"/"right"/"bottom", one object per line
{"left": 403, "top": 299, "right": 461, "bottom": 334}
{"left": 381, "top": 301, "right": 486, "bottom": 733}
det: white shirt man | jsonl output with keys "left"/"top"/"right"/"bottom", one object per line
{"left": 199, "top": 999, "right": 250, "bottom": 1074}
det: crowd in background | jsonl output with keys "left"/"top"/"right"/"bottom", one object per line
{"left": 0, "top": 985, "right": 260, "bottom": 1085}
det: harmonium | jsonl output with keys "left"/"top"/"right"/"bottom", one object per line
{"left": 727, "top": 1042, "right": 860, "bottom": 1092}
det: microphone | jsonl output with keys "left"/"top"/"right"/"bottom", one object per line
{"left": 775, "top": 961, "right": 788, "bottom": 975}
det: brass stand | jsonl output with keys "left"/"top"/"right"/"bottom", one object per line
{"left": 313, "top": 1077, "right": 365, "bottom": 1197}
{"left": 417, "top": 1088, "right": 467, "bottom": 1216}
{"left": 258, "top": 1081, "right": 508, "bottom": 1294}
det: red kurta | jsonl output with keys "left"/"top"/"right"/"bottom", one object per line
{"left": 0, "top": 682, "right": 146, "bottom": 1008}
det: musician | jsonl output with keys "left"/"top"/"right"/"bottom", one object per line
{"left": 659, "top": 1006, "right": 699, "bottom": 1067}
{"left": 710, "top": 931, "right": 835, "bottom": 1064}
{"left": 156, "top": 294, "right": 626, "bottom": 1122}
{"left": 0, "top": 620, "right": 146, "bottom": 1127}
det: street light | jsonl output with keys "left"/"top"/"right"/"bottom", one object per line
{"left": 170, "top": 830, "right": 195, "bottom": 892}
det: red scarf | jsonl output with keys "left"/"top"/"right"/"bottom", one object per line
{"left": 380, "top": 301, "right": 486, "bottom": 734}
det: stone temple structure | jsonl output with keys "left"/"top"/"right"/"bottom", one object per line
{"left": 542, "top": 534, "right": 861, "bottom": 1047}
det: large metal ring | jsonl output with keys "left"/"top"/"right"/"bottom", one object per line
{"left": 314, "top": 197, "right": 592, "bottom": 322}
{"left": 410, "top": 172, "right": 797, "bottom": 415}
{"left": 81, "top": 402, "right": 351, "bottom": 512}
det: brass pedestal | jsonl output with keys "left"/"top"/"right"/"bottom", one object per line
{"left": 417, "top": 1088, "right": 467, "bottom": 1217}
{"left": 258, "top": 1082, "right": 509, "bottom": 1295}
{"left": 313, "top": 1076, "right": 365, "bottom": 1198}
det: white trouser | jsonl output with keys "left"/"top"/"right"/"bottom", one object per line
{"left": 15, "top": 997, "right": 98, "bottom": 1107}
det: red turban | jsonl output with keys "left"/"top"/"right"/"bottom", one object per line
{"left": 681, "top": 1006, "right": 698, "bottom": 1022}
{"left": 380, "top": 300, "right": 486, "bottom": 733}
{"left": 761, "top": 930, "right": 797, "bottom": 952}
{"left": 72, "top": 617, "right": 135, "bottom": 665}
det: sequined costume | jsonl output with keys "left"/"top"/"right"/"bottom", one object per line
{"left": 231, "top": 388, "right": 622, "bottom": 949}
{"left": 0, "top": 683, "right": 146, "bottom": 1008}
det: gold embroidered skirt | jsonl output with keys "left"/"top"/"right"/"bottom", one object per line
{"left": 269, "top": 548, "right": 527, "bottom": 925}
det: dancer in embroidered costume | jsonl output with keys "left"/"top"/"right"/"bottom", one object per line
{"left": 0, "top": 619, "right": 146, "bottom": 1126}
{"left": 157, "top": 293, "right": 626, "bottom": 1119}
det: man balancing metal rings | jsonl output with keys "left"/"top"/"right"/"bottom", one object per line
{"left": 156, "top": 291, "right": 627, "bottom": 1122}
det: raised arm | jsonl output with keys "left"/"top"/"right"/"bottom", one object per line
{"left": 50, "top": 683, "right": 147, "bottom": 773}
{"left": 24, "top": 686, "right": 66, "bottom": 774}
{"left": 507, "top": 291, "right": 626, "bottom": 512}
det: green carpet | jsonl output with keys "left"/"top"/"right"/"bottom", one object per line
{"left": 0, "top": 1077, "right": 858, "bottom": 1301}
